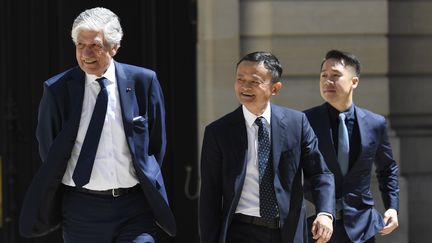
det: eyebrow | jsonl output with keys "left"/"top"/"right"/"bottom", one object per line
{"left": 320, "top": 68, "right": 342, "bottom": 74}
{"left": 77, "top": 38, "right": 104, "bottom": 44}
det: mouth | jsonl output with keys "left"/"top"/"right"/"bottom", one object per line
{"left": 83, "top": 59, "right": 97, "bottom": 64}
{"left": 240, "top": 92, "right": 254, "bottom": 98}
{"left": 323, "top": 89, "right": 336, "bottom": 93}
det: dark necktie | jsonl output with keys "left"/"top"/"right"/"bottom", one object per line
{"left": 72, "top": 77, "right": 108, "bottom": 187}
{"left": 338, "top": 113, "right": 349, "bottom": 176}
{"left": 255, "top": 117, "right": 279, "bottom": 220}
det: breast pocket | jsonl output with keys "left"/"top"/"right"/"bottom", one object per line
{"left": 132, "top": 115, "right": 150, "bottom": 162}
{"left": 360, "top": 141, "right": 377, "bottom": 160}
{"left": 132, "top": 115, "right": 147, "bottom": 134}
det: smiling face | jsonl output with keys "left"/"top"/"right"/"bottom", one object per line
{"left": 234, "top": 61, "right": 282, "bottom": 115}
{"left": 320, "top": 58, "right": 358, "bottom": 111}
{"left": 75, "top": 30, "right": 118, "bottom": 77}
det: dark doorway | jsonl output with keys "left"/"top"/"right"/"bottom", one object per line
{"left": 0, "top": 1, "right": 198, "bottom": 242}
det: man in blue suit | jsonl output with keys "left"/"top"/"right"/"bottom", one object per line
{"left": 304, "top": 50, "right": 399, "bottom": 243}
{"left": 19, "top": 7, "right": 175, "bottom": 242}
{"left": 199, "top": 51, "right": 335, "bottom": 243}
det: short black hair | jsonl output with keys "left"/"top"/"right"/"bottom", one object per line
{"left": 236, "top": 51, "right": 283, "bottom": 83}
{"left": 321, "top": 49, "right": 361, "bottom": 77}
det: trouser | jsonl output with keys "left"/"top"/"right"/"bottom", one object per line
{"left": 62, "top": 185, "right": 156, "bottom": 243}
{"left": 226, "top": 214, "right": 282, "bottom": 243}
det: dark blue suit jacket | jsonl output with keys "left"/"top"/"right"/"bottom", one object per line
{"left": 304, "top": 103, "right": 399, "bottom": 243}
{"left": 19, "top": 61, "right": 176, "bottom": 237}
{"left": 199, "top": 104, "right": 335, "bottom": 243}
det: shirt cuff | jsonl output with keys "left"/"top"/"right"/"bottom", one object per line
{"left": 317, "top": 212, "right": 333, "bottom": 222}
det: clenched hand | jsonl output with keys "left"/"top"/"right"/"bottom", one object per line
{"left": 311, "top": 214, "right": 333, "bottom": 243}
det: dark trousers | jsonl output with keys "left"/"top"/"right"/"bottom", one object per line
{"left": 307, "top": 216, "right": 374, "bottom": 243}
{"left": 226, "top": 217, "right": 282, "bottom": 243}
{"left": 62, "top": 186, "right": 156, "bottom": 243}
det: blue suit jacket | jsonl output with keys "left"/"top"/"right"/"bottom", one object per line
{"left": 304, "top": 103, "right": 399, "bottom": 243}
{"left": 19, "top": 61, "right": 176, "bottom": 237}
{"left": 199, "top": 104, "right": 335, "bottom": 243}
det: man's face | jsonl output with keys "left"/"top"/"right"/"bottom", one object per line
{"left": 75, "top": 30, "right": 118, "bottom": 77}
{"left": 234, "top": 61, "right": 282, "bottom": 115}
{"left": 320, "top": 58, "right": 358, "bottom": 110}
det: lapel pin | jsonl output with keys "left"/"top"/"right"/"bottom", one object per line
{"left": 126, "top": 87, "right": 132, "bottom": 92}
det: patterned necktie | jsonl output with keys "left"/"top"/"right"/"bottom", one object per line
{"left": 338, "top": 113, "right": 350, "bottom": 176}
{"left": 255, "top": 117, "right": 279, "bottom": 220}
{"left": 72, "top": 77, "right": 108, "bottom": 187}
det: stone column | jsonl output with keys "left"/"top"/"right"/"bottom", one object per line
{"left": 197, "top": 0, "right": 240, "bottom": 144}
{"left": 388, "top": 1, "right": 432, "bottom": 242}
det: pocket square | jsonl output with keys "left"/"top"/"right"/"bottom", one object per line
{"left": 133, "top": 116, "right": 145, "bottom": 123}
{"left": 132, "top": 116, "right": 146, "bottom": 133}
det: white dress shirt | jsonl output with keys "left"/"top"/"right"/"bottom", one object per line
{"left": 62, "top": 59, "right": 139, "bottom": 190}
{"left": 235, "top": 103, "right": 333, "bottom": 220}
{"left": 235, "top": 103, "right": 272, "bottom": 217}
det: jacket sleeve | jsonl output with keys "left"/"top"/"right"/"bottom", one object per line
{"left": 375, "top": 119, "right": 399, "bottom": 211}
{"left": 300, "top": 113, "right": 336, "bottom": 217}
{"left": 147, "top": 72, "right": 167, "bottom": 165}
{"left": 199, "top": 125, "right": 223, "bottom": 243}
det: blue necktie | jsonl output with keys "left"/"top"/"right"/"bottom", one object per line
{"left": 72, "top": 77, "right": 108, "bottom": 187}
{"left": 338, "top": 113, "right": 350, "bottom": 176}
{"left": 255, "top": 117, "right": 279, "bottom": 220}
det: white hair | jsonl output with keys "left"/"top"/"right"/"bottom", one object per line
{"left": 71, "top": 7, "right": 123, "bottom": 47}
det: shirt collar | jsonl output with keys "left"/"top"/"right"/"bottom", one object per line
{"left": 242, "top": 102, "right": 271, "bottom": 128}
{"left": 85, "top": 59, "right": 116, "bottom": 86}
{"left": 344, "top": 104, "right": 355, "bottom": 120}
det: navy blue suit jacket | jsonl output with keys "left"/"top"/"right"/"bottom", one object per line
{"left": 199, "top": 104, "right": 335, "bottom": 243}
{"left": 304, "top": 103, "right": 399, "bottom": 243}
{"left": 19, "top": 61, "right": 176, "bottom": 237}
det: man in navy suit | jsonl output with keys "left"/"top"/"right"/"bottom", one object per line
{"left": 199, "top": 51, "right": 335, "bottom": 243}
{"left": 19, "top": 7, "right": 175, "bottom": 242}
{"left": 304, "top": 50, "right": 399, "bottom": 243}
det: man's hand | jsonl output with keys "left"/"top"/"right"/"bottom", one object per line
{"left": 311, "top": 214, "right": 333, "bottom": 243}
{"left": 379, "top": 208, "right": 399, "bottom": 235}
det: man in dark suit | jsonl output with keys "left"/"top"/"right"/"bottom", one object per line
{"left": 19, "top": 7, "right": 175, "bottom": 242}
{"left": 199, "top": 51, "right": 335, "bottom": 243}
{"left": 304, "top": 50, "right": 399, "bottom": 243}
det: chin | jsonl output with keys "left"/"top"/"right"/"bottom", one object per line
{"left": 322, "top": 93, "right": 335, "bottom": 101}
{"left": 240, "top": 99, "right": 256, "bottom": 106}
{"left": 85, "top": 69, "right": 101, "bottom": 76}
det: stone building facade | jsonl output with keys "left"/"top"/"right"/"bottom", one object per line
{"left": 198, "top": 1, "right": 432, "bottom": 242}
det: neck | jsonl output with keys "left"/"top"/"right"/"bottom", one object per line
{"left": 245, "top": 104, "right": 267, "bottom": 116}
{"left": 329, "top": 100, "right": 352, "bottom": 112}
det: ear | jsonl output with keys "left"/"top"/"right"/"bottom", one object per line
{"left": 110, "top": 44, "right": 120, "bottom": 57}
{"left": 352, "top": 76, "right": 359, "bottom": 89}
{"left": 271, "top": 81, "right": 283, "bottom": 95}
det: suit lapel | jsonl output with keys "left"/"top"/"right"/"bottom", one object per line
{"left": 315, "top": 104, "right": 343, "bottom": 178}
{"left": 67, "top": 71, "right": 85, "bottom": 130}
{"left": 114, "top": 62, "right": 136, "bottom": 155}
{"left": 270, "top": 104, "right": 285, "bottom": 171}
{"left": 229, "top": 107, "right": 248, "bottom": 174}
{"left": 347, "top": 106, "right": 370, "bottom": 175}
{"left": 227, "top": 107, "right": 249, "bottom": 217}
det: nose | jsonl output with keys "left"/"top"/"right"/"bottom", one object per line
{"left": 82, "top": 46, "right": 94, "bottom": 57}
{"left": 324, "top": 79, "right": 335, "bottom": 85}
{"left": 241, "top": 82, "right": 253, "bottom": 89}
{"left": 237, "top": 80, "right": 253, "bottom": 89}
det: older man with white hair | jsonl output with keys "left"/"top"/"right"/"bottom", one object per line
{"left": 19, "top": 7, "right": 175, "bottom": 243}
